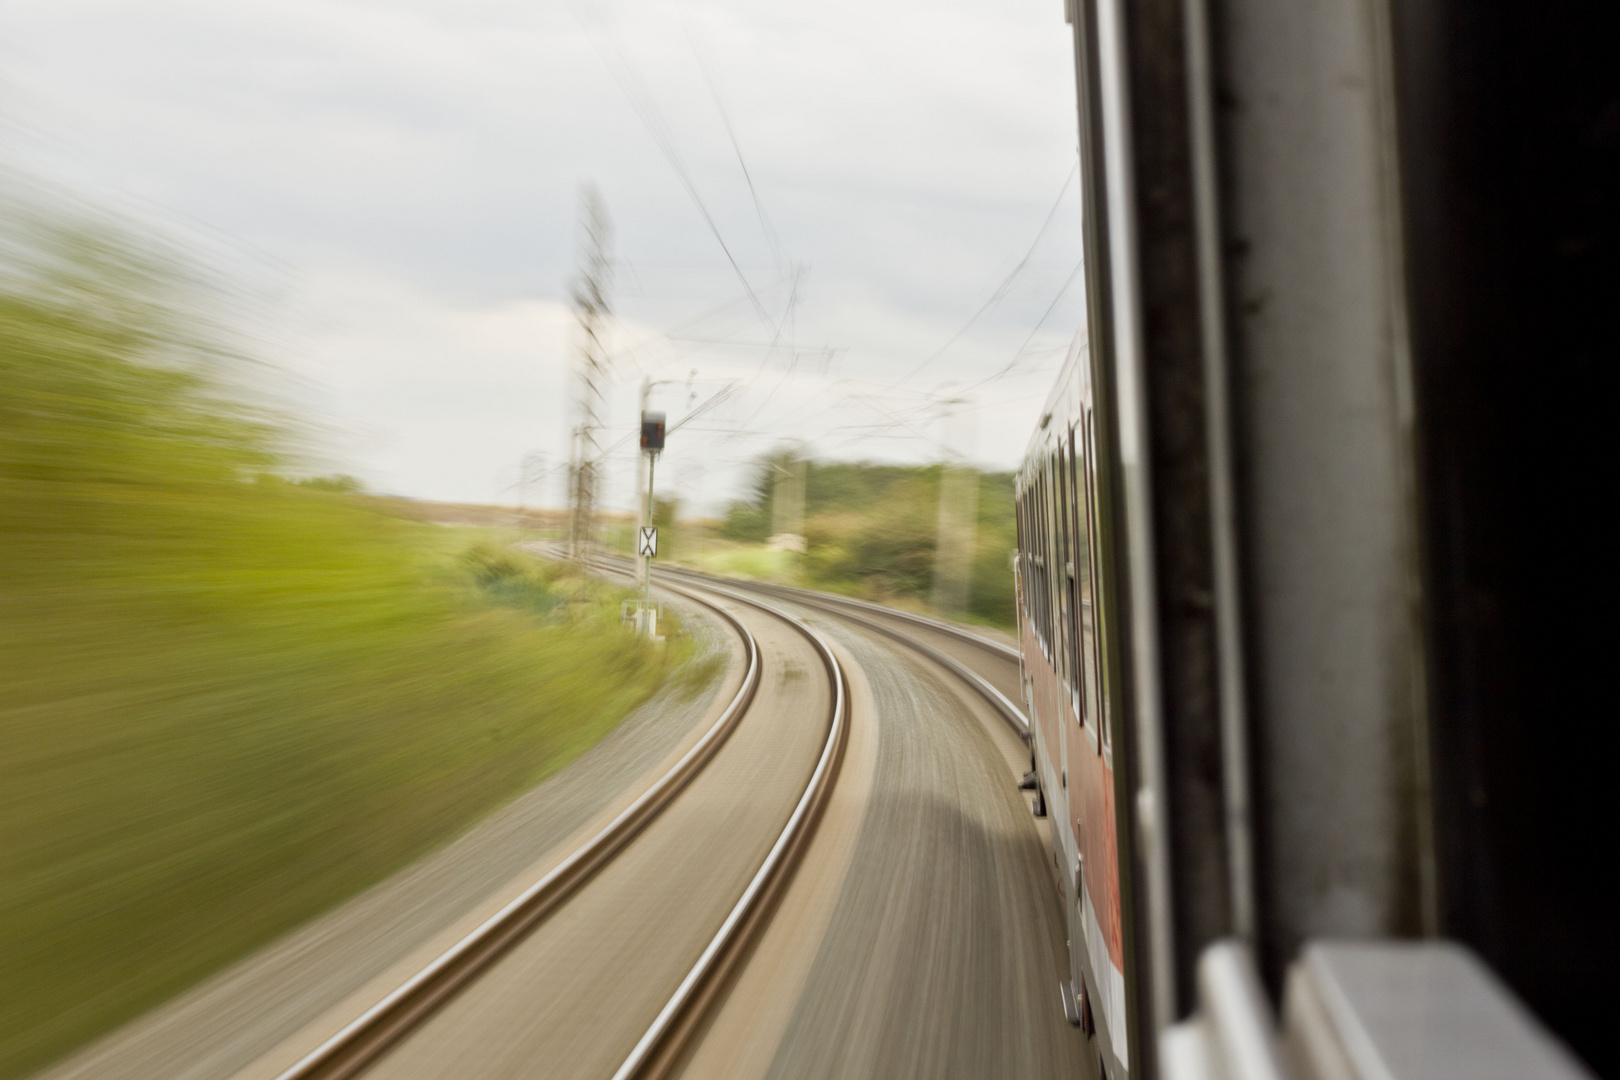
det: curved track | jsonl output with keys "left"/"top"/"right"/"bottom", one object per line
{"left": 51, "top": 559, "right": 1085, "bottom": 1080}
{"left": 660, "top": 567, "right": 1029, "bottom": 741}
{"left": 268, "top": 577, "right": 847, "bottom": 1080}
{"left": 650, "top": 564, "right": 1090, "bottom": 1080}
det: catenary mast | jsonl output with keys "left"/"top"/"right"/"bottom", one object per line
{"left": 568, "top": 184, "right": 612, "bottom": 561}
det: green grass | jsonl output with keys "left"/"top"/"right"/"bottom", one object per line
{"left": 674, "top": 537, "right": 1017, "bottom": 632}
{"left": 0, "top": 194, "right": 698, "bottom": 1077}
{"left": 682, "top": 541, "right": 802, "bottom": 583}
{"left": 713, "top": 455, "right": 1018, "bottom": 627}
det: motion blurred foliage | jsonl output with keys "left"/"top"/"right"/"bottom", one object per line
{"left": 652, "top": 495, "right": 679, "bottom": 555}
{"left": 0, "top": 197, "right": 683, "bottom": 1076}
{"left": 716, "top": 450, "right": 1016, "bottom": 626}
{"left": 296, "top": 472, "right": 364, "bottom": 493}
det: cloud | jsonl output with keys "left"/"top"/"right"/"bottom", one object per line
{"left": 2, "top": 0, "right": 1085, "bottom": 506}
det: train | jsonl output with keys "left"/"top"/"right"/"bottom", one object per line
{"left": 1014, "top": 332, "right": 1129, "bottom": 1080}
{"left": 1016, "top": 0, "right": 1617, "bottom": 1074}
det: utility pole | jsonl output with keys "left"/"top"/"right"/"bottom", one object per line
{"left": 767, "top": 450, "right": 807, "bottom": 582}
{"left": 769, "top": 458, "right": 806, "bottom": 546}
{"left": 568, "top": 184, "right": 612, "bottom": 562}
{"left": 931, "top": 395, "right": 979, "bottom": 617}
{"left": 518, "top": 452, "right": 545, "bottom": 543}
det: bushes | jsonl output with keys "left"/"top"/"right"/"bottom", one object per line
{"left": 0, "top": 198, "right": 684, "bottom": 1077}
{"left": 715, "top": 454, "right": 1019, "bottom": 625}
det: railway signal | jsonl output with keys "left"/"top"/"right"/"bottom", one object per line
{"left": 636, "top": 410, "right": 665, "bottom": 637}
{"left": 640, "top": 412, "right": 665, "bottom": 452}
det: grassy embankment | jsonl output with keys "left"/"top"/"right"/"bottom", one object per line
{"left": 658, "top": 455, "right": 1018, "bottom": 628}
{"left": 0, "top": 212, "right": 696, "bottom": 1077}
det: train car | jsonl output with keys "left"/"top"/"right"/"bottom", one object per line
{"left": 1015, "top": 331, "right": 1131, "bottom": 1080}
{"left": 1029, "top": 0, "right": 1618, "bottom": 1072}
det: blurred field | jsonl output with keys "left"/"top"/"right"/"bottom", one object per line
{"left": 680, "top": 455, "right": 1017, "bottom": 628}
{"left": 0, "top": 209, "right": 689, "bottom": 1077}
{"left": 681, "top": 541, "right": 801, "bottom": 583}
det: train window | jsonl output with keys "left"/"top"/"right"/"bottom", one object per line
{"left": 1081, "top": 410, "right": 1111, "bottom": 757}
{"left": 1054, "top": 446, "right": 1077, "bottom": 707}
{"left": 1071, "top": 420, "right": 1100, "bottom": 747}
{"left": 1030, "top": 472, "right": 1044, "bottom": 654}
{"left": 1019, "top": 492, "right": 1029, "bottom": 601}
{"left": 1042, "top": 468, "right": 1054, "bottom": 657}
{"left": 1029, "top": 484, "right": 1043, "bottom": 647}
{"left": 1010, "top": 488, "right": 1023, "bottom": 608}
{"left": 1041, "top": 464, "right": 1054, "bottom": 658}
{"left": 1027, "top": 489, "right": 1037, "bottom": 632}
{"left": 1043, "top": 460, "right": 1059, "bottom": 660}
{"left": 1014, "top": 488, "right": 1025, "bottom": 622}
{"left": 1065, "top": 431, "right": 1090, "bottom": 731}
{"left": 1034, "top": 469, "right": 1047, "bottom": 655}
{"left": 1048, "top": 454, "right": 1060, "bottom": 678}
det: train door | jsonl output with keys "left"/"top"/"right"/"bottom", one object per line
{"left": 1058, "top": 435, "right": 1092, "bottom": 913}
{"left": 1043, "top": 455, "right": 1070, "bottom": 815}
{"left": 1068, "top": 425, "right": 1099, "bottom": 751}
{"left": 1028, "top": 466, "right": 1051, "bottom": 760}
{"left": 1061, "top": 424, "right": 1093, "bottom": 918}
{"left": 1080, "top": 408, "right": 1111, "bottom": 764}
{"left": 1072, "top": 400, "right": 1129, "bottom": 1071}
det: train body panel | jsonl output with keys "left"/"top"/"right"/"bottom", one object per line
{"left": 1017, "top": 334, "right": 1130, "bottom": 1076}
{"left": 1032, "top": 0, "right": 1619, "bottom": 1070}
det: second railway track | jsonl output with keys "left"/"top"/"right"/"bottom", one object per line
{"left": 660, "top": 567, "right": 1029, "bottom": 741}
{"left": 268, "top": 575, "right": 848, "bottom": 1080}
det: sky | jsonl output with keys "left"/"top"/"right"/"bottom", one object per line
{"left": 0, "top": 0, "right": 1086, "bottom": 513}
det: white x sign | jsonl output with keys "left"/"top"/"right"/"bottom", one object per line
{"left": 637, "top": 527, "right": 658, "bottom": 557}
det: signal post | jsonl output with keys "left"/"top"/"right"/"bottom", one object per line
{"left": 636, "top": 410, "right": 665, "bottom": 637}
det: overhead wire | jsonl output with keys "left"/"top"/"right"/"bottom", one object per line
{"left": 688, "top": 27, "right": 784, "bottom": 273}
{"left": 750, "top": 267, "right": 801, "bottom": 379}
{"left": 575, "top": 5, "right": 840, "bottom": 463}
{"left": 596, "top": 378, "right": 742, "bottom": 461}
{"left": 688, "top": 23, "right": 802, "bottom": 381}
{"left": 895, "top": 160, "right": 1078, "bottom": 385}
{"left": 958, "top": 256, "right": 1086, "bottom": 396}
{"left": 572, "top": 0, "right": 778, "bottom": 334}
{"left": 829, "top": 397, "right": 956, "bottom": 457}
{"left": 604, "top": 271, "right": 798, "bottom": 373}
{"left": 570, "top": 6, "right": 1077, "bottom": 486}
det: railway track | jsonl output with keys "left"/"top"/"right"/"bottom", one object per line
{"left": 37, "top": 551, "right": 1082, "bottom": 1080}
{"left": 655, "top": 566, "right": 1029, "bottom": 742}
{"left": 631, "top": 562, "right": 1088, "bottom": 1079}
{"left": 268, "top": 576, "right": 848, "bottom": 1080}
{"left": 542, "top": 553, "right": 1080, "bottom": 1074}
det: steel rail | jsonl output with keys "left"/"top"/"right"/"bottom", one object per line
{"left": 608, "top": 578, "right": 849, "bottom": 1080}
{"left": 270, "top": 587, "right": 762, "bottom": 1080}
{"left": 658, "top": 565, "right": 1029, "bottom": 741}
{"left": 576, "top": 542, "right": 1017, "bottom": 664}
{"left": 759, "top": 580, "right": 1021, "bottom": 663}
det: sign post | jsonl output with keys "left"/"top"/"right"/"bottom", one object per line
{"left": 638, "top": 411, "right": 666, "bottom": 637}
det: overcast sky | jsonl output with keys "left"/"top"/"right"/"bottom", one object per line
{"left": 1, "top": 0, "right": 1085, "bottom": 512}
